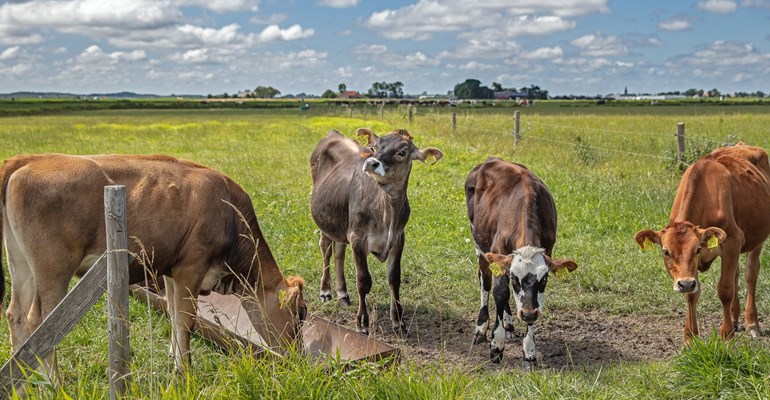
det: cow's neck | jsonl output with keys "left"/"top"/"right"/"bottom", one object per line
{"left": 373, "top": 176, "right": 410, "bottom": 252}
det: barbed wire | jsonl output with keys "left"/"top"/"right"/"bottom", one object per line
{"left": 525, "top": 120, "right": 673, "bottom": 138}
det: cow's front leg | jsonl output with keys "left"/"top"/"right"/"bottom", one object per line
{"left": 522, "top": 323, "right": 537, "bottom": 371}
{"left": 490, "top": 274, "right": 510, "bottom": 363}
{"left": 351, "top": 242, "right": 372, "bottom": 335}
{"left": 717, "top": 251, "right": 740, "bottom": 340}
{"left": 474, "top": 255, "right": 492, "bottom": 344}
{"left": 684, "top": 291, "right": 700, "bottom": 345}
{"left": 386, "top": 232, "right": 408, "bottom": 336}
{"left": 744, "top": 246, "right": 763, "bottom": 337}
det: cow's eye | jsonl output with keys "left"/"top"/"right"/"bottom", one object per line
{"left": 662, "top": 249, "right": 672, "bottom": 258}
{"left": 538, "top": 276, "right": 548, "bottom": 291}
{"left": 397, "top": 149, "right": 407, "bottom": 157}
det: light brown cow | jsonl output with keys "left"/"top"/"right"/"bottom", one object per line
{"left": 0, "top": 153, "right": 307, "bottom": 373}
{"left": 635, "top": 143, "right": 770, "bottom": 344}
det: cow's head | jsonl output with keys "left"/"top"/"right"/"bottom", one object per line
{"left": 247, "top": 276, "right": 307, "bottom": 350}
{"left": 635, "top": 222, "right": 726, "bottom": 293}
{"left": 486, "top": 246, "right": 578, "bottom": 323}
{"left": 358, "top": 128, "right": 443, "bottom": 187}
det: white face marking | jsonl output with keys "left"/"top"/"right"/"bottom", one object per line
{"left": 508, "top": 246, "right": 549, "bottom": 316}
{"left": 522, "top": 324, "right": 536, "bottom": 360}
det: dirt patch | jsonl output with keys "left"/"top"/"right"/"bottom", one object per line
{"left": 317, "top": 303, "right": 767, "bottom": 372}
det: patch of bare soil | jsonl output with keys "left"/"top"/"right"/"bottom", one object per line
{"left": 318, "top": 304, "right": 768, "bottom": 372}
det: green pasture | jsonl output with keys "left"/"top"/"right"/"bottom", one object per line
{"left": 1, "top": 105, "right": 770, "bottom": 398}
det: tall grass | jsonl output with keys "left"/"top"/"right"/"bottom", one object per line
{"left": 1, "top": 106, "right": 769, "bottom": 398}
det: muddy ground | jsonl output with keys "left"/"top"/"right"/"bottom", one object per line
{"left": 319, "top": 304, "right": 767, "bottom": 372}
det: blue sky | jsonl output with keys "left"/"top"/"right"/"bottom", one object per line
{"left": 0, "top": 0, "right": 768, "bottom": 96}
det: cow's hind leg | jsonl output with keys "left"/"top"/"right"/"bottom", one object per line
{"left": 744, "top": 245, "right": 763, "bottom": 337}
{"left": 164, "top": 275, "right": 178, "bottom": 359}
{"left": 333, "top": 241, "right": 350, "bottom": 305}
{"left": 386, "top": 232, "right": 407, "bottom": 336}
{"left": 31, "top": 271, "right": 71, "bottom": 383}
{"left": 319, "top": 235, "right": 334, "bottom": 302}
{"left": 474, "top": 255, "right": 492, "bottom": 344}
{"left": 490, "top": 274, "right": 510, "bottom": 363}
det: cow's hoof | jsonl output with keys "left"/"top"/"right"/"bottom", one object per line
{"left": 522, "top": 359, "right": 536, "bottom": 372}
{"left": 473, "top": 333, "right": 487, "bottom": 345}
{"left": 490, "top": 348, "right": 503, "bottom": 363}
{"left": 747, "top": 326, "right": 761, "bottom": 338}
{"left": 393, "top": 324, "right": 408, "bottom": 337}
{"left": 338, "top": 295, "right": 352, "bottom": 307}
{"left": 319, "top": 292, "right": 332, "bottom": 302}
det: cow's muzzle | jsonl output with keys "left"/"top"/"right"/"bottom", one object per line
{"left": 674, "top": 278, "right": 698, "bottom": 293}
{"left": 363, "top": 158, "right": 385, "bottom": 177}
{"left": 518, "top": 308, "right": 540, "bottom": 323}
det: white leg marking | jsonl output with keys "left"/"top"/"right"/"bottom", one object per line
{"left": 474, "top": 320, "right": 489, "bottom": 336}
{"left": 523, "top": 324, "right": 536, "bottom": 361}
{"left": 504, "top": 309, "right": 514, "bottom": 327}
{"left": 336, "top": 290, "right": 349, "bottom": 300}
{"left": 480, "top": 289, "right": 489, "bottom": 307}
{"left": 491, "top": 318, "right": 506, "bottom": 352}
{"left": 320, "top": 289, "right": 332, "bottom": 297}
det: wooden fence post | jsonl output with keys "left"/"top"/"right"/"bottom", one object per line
{"left": 514, "top": 110, "right": 521, "bottom": 145}
{"left": 408, "top": 104, "right": 413, "bottom": 124}
{"left": 105, "top": 185, "right": 130, "bottom": 400}
{"left": 676, "top": 122, "right": 685, "bottom": 164}
{"left": 451, "top": 113, "right": 457, "bottom": 131}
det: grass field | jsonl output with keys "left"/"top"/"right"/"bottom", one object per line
{"left": 1, "top": 104, "right": 770, "bottom": 398}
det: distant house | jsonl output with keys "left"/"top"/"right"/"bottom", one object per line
{"left": 493, "top": 90, "right": 527, "bottom": 100}
{"left": 338, "top": 91, "right": 363, "bottom": 99}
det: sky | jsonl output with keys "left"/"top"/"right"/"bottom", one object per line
{"left": 0, "top": 0, "right": 768, "bottom": 97}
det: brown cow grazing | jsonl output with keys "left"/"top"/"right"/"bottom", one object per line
{"left": 635, "top": 143, "right": 770, "bottom": 344}
{"left": 465, "top": 157, "right": 578, "bottom": 367}
{"left": 0, "top": 154, "right": 307, "bottom": 374}
{"left": 310, "top": 128, "right": 442, "bottom": 335}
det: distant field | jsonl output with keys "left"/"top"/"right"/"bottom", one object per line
{"left": 1, "top": 105, "right": 770, "bottom": 398}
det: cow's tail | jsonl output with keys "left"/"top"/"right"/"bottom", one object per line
{"left": 0, "top": 162, "right": 7, "bottom": 316}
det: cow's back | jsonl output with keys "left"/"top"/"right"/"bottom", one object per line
{"left": 466, "top": 158, "right": 557, "bottom": 255}
{"left": 671, "top": 144, "right": 770, "bottom": 252}
{"left": 2, "top": 153, "right": 245, "bottom": 282}
{"left": 310, "top": 131, "right": 363, "bottom": 241}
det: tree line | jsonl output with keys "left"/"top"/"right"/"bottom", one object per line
{"left": 207, "top": 80, "right": 766, "bottom": 100}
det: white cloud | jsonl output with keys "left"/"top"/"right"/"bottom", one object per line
{"left": 570, "top": 32, "right": 628, "bottom": 57}
{"left": 363, "top": 0, "right": 607, "bottom": 39}
{"left": 697, "top": 0, "right": 737, "bottom": 13}
{"left": 336, "top": 66, "right": 353, "bottom": 78}
{"left": 249, "top": 13, "right": 287, "bottom": 25}
{"left": 317, "top": 0, "right": 358, "bottom": 8}
{"left": 175, "top": 0, "right": 259, "bottom": 13}
{"left": 522, "top": 46, "right": 564, "bottom": 60}
{"left": 458, "top": 61, "right": 494, "bottom": 71}
{"left": 672, "top": 41, "right": 768, "bottom": 67}
{"left": 404, "top": 51, "right": 440, "bottom": 66}
{"left": 742, "top": 0, "right": 770, "bottom": 8}
{"left": 355, "top": 44, "right": 388, "bottom": 55}
{"left": 446, "top": 39, "right": 521, "bottom": 59}
{"left": 0, "top": 46, "right": 20, "bottom": 61}
{"left": 273, "top": 49, "right": 328, "bottom": 70}
{"left": 258, "top": 24, "right": 315, "bottom": 42}
{"left": 169, "top": 49, "right": 211, "bottom": 64}
{"left": 459, "top": 16, "right": 576, "bottom": 40}
{"left": 659, "top": 19, "right": 690, "bottom": 31}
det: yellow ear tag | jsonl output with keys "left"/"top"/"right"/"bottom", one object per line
{"left": 425, "top": 153, "right": 438, "bottom": 166}
{"left": 555, "top": 267, "right": 569, "bottom": 280}
{"left": 356, "top": 134, "right": 369, "bottom": 147}
{"left": 707, "top": 236, "right": 719, "bottom": 249}
{"left": 277, "top": 289, "right": 287, "bottom": 309}
{"left": 643, "top": 238, "right": 655, "bottom": 251}
{"left": 489, "top": 262, "right": 504, "bottom": 277}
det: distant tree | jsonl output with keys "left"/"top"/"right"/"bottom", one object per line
{"left": 322, "top": 89, "right": 338, "bottom": 98}
{"left": 684, "top": 88, "right": 699, "bottom": 97}
{"left": 454, "top": 79, "right": 493, "bottom": 99}
{"left": 389, "top": 81, "right": 404, "bottom": 98}
{"left": 756, "top": 91, "right": 766, "bottom": 98}
{"left": 338, "top": 83, "right": 347, "bottom": 93}
{"left": 253, "top": 85, "right": 281, "bottom": 98}
{"left": 491, "top": 82, "right": 503, "bottom": 92}
{"left": 207, "top": 94, "right": 213, "bottom": 99}
{"left": 708, "top": 88, "right": 721, "bottom": 97}
{"left": 223, "top": 92, "right": 229, "bottom": 98}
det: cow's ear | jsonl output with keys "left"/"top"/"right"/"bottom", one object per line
{"left": 697, "top": 227, "right": 726, "bottom": 250}
{"left": 544, "top": 255, "right": 578, "bottom": 275}
{"left": 356, "top": 128, "right": 379, "bottom": 147}
{"left": 485, "top": 252, "right": 512, "bottom": 266}
{"left": 413, "top": 147, "right": 443, "bottom": 164}
{"left": 634, "top": 229, "right": 661, "bottom": 251}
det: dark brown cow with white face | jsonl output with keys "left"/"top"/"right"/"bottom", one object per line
{"left": 465, "top": 157, "right": 578, "bottom": 367}
{"left": 0, "top": 154, "right": 307, "bottom": 374}
{"left": 310, "top": 128, "right": 442, "bottom": 335}
{"left": 635, "top": 143, "right": 770, "bottom": 344}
